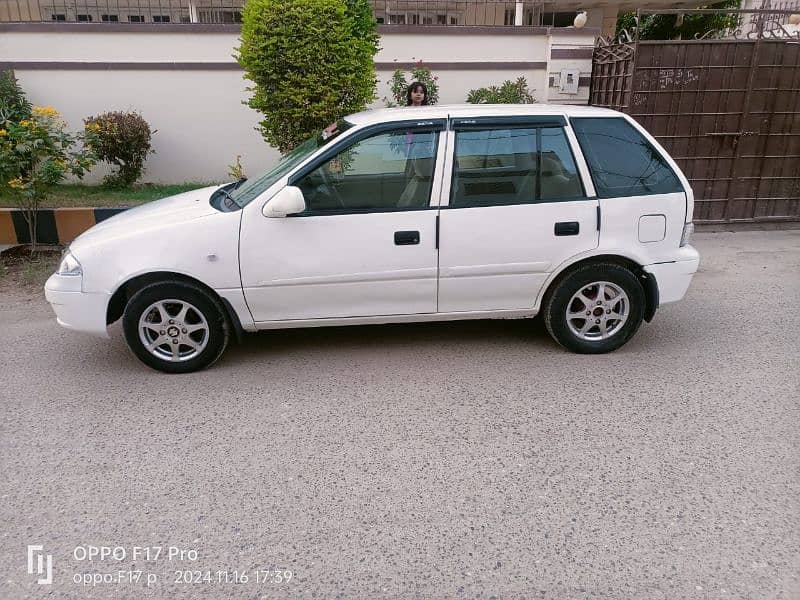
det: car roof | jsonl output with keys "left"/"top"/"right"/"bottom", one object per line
{"left": 345, "top": 104, "right": 621, "bottom": 126}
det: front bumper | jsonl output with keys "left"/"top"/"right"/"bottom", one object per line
{"left": 644, "top": 245, "right": 700, "bottom": 305}
{"left": 44, "top": 273, "right": 111, "bottom": 338}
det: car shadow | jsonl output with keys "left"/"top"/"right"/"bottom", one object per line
{"left": 225, "top": 315, "right": 553, "bottom": 360}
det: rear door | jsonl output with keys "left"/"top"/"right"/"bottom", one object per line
{"left": 437, "top": 116, "right": 599, "bottom": 313}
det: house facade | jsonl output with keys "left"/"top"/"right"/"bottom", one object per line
{"left": 1, "top": 0, "right": 708, "bottom": 183}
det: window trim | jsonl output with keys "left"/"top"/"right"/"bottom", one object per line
{"left": 451, "top": 115, "right": 566, "bottom": 129}
{"left": 446, "top": 122, "right": 589, "bottom": 209}
{"left": 569, "top": 116, "right": 684, "bottom": 199}
{"left": 288, "top": 120, "right": 446, "bottom": 217}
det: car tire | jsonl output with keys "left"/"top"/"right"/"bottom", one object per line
{"left": 543, "top": 263, "right": 645, "bottom": 354}
{"left": 122, "top": 281, "right": 230, "bottom": 373}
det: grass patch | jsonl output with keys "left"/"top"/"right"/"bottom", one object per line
{"left": 0, "top": 246, "right": 63, "bottom": 290}
{"left": 20, "top": 254, "right": 60, "bottom": 286}
{"left": 0, "top": 182, "right": 214, "bottom": 209}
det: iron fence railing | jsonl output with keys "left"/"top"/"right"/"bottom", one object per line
{"left": 370, "top": 1, "right": 559, "bottom": 27}
{"left": 0, "top": 0, "right": 569, "bottom": 25}
{"left": 0, "top": 0, "right": 244, "bottom": 23}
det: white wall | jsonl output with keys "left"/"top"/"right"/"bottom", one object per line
{"left": 2, "top": 27, "right": 594, "bottom": 183}
{"left": 377, "top": 31, "right": 550, "bottom": 62}
{"left": 15, "top": 68, "right": 276, "bottom": 184}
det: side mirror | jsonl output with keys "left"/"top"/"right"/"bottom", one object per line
{"left": 263, "top": 186, "right": 306, "bottom": 218}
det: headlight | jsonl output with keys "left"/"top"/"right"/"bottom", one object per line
{"left": 56, "top": 251, "right": 82, "bottom": 277}
{"left": 680, "top": 222, "right": 694, "bottom": 247}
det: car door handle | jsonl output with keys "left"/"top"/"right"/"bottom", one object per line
{"left": 394, "top": 230, "right": 420, "bottom": 245}
{"left": 554, "top": 221, "right": 580, "bottom": 236}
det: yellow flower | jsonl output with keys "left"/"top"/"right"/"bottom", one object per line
{"left": 7, "top": 177, "right": 25, "bottom": 189}
{"left": 32, "top": 105, "right": 60, "bottom": 118}
{"left": 19, "top": 120, "right": 30, "bottom": 127}
{"left": 86, "top": 123, "right": 101, "bottom": 132}
{"left": 0, "top": 129, "right": 6, "bottom": 136}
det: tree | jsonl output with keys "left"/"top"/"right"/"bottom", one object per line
{"left": 616, "top": 0, "right": 740, "bottom": 41}
{"left": 237, "top": 0, "right": 379, "bottom": 153}
{"left": 0, "top": 70, "right": 32, "bottom": 125}
{"left": 0, "top": 106, "right": 95, "bottom": 251}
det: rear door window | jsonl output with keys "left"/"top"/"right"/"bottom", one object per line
{"left": 450, "top": 125, "right": 585, "bottom": 207}
{"left": 571, "top": 117, "right": 682, "bottom": 198}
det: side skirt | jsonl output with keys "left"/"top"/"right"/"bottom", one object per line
{"left": 252, "top": 309, "right": 538, "bottom": 331}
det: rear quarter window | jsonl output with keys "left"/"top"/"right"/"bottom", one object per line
{"left": 571, "top": 117, "right": 683, "bottom": 198}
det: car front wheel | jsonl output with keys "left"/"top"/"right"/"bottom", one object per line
{"left": 122, "top": 281, "right": 229, "bottom": 373}
{"left": 543, "top": 263, "right": 645, "bottom": 354}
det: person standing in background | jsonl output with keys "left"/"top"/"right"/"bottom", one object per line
{"left": 406, "top": 82, "right": 429, "bottom": 106}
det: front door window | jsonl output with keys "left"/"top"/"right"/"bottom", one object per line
{"left": 295, "top": 129, "right": 440, "bottom": 213}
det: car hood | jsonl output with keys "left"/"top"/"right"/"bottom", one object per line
{"left": 70, "top": 185, "right": 223, "bottom": 251}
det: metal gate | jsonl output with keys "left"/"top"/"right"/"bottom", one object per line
{"left": 590, "top": 9, "right": 800, "bottom": 223}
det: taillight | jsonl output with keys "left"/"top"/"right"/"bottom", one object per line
{"left": 680, "top": 222, "right": 694, "bottom": 247}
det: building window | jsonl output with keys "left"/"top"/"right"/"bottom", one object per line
{"left": 128, "top": 15, "right": 145, "bottom": 22}
{"left": 152, "top": 15, "right": 171, "bottom": 22}
{"left": 524, "top": 9, "right": 534, "bottom": 26}
{"left": 101, "top": 14, "right": 119, "bottom": 21}
{"left": 504, "top": 8, "right": 515, "bottom": 25}
{"left": 542, "top": 12, "right": 577, "bottom": 27}
{"left": 51, "top": 13, "right": 66, "bottom": 21}
{"left": 198, "top": 9, "right": 242, "bottom": 23}
{"left": 76, "top": 14, "right": 93, "bottom": 22}
{"left": 436, "top": 14, "right": 446, "bottom": 24}
{"left": 450, "top": 16, "right": 457, "bottom": 24}
{"left": 388, "top": 13, "right": 406, "bottom": 24}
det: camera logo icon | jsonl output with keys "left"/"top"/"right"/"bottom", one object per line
{"left": 27, "top": 545, "right": 53, "bottom": 585}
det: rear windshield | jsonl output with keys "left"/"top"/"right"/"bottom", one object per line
{"left": 571, "top": 117, "right": 682, "bottom": 198}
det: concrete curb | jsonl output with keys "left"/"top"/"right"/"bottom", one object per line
{"left": 0, "top": 207, "right": 129, "bottom": 245}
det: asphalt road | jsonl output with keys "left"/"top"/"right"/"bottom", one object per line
{"left": 1, "top": 231, "right": 798, "bottom": 600}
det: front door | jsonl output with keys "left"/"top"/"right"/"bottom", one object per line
{"left": 239, "top": 123, "right": 444, "bottom": 323}
{"left": 437, "top": 118, "right": 600, "bottom": 313}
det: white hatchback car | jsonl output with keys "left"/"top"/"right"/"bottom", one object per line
{"left": 46, "top": 105, "right": 699, "bottom": 373}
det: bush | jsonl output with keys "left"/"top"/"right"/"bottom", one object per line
{"left": 384, "top": 60, "right": 440, "bottom": 107}
{"left": 228, "top": 155, "right": 245, "bottom": 180}
{"left": 237, "top": 0, "right": 379, "bottom": 153}
{"left": 466, "top": 77, "right": 537, "bottom": 104}
{"left": 0, "top": 70, "right": 32, "bottom": 124}
{"left": 616, "top": 0, "right": 740, "bottom": 41}
{"left": 0, "top": 106, "right": 95, "bottom": 249}
{"left": 84, "top": 111, "right": 154, "bottom": 187}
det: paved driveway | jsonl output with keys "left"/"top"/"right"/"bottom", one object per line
{"left": 1, "top": 231, "right": 798, "bottom": 599}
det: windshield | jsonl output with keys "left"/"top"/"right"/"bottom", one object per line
{"left": 230, "top": 120, "right": 352, "bottom": 207}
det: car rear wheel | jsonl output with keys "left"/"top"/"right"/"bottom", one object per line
{"left": 122, "top": 281, "right": 229, "bottom": 373}
{"left": 543, "top": 263, "right": 645, "bottom": 354}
